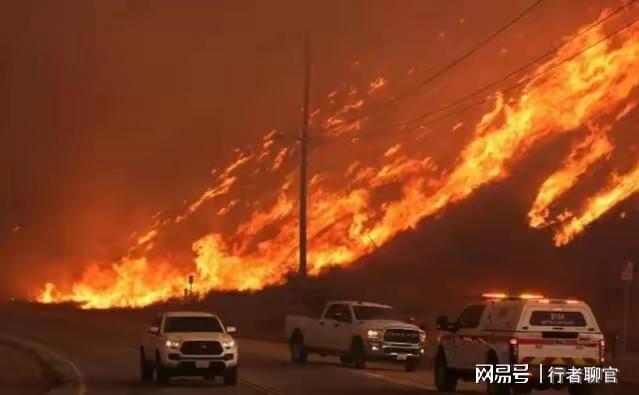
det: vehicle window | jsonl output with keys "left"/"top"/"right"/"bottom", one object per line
{"left": 457, "top": 305, "right": 486, "bottom": 329}
{"left": 324, "top": 304, "right": 352, "bottom": 323}
{"left": 353, "top": 306, "right": 395, "bottom": 320}
{"left": 530, "top": 311, "right": 587, "bottom": 327}
{"left": 163, "top": 316, "right": 224, "bottom": 333}
{"left": 335, "top": 305, "right": 352, "bottom": 323}
{"left": 324, "top": 304, "right": 341, "bottom": 320}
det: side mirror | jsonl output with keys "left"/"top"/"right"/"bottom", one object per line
{"left": 148, "top": 326, "right": 160, "bottom": 335}
{"left": 436, "top": 315, "right": 449, "bottom": 331}
{"left": 226, "top": 326, "right": 237, "bottom": 334}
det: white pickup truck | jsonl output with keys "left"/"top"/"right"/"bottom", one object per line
{"left": 140, "top": 311, "right": 238, "bottom": 386}
{"left": 285, "top": 301, "right": 426, "bottom": 371}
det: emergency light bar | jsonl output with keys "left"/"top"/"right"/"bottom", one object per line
{"left": 481, "top": 292, "right": 545, "bottom": 300}
{"left": 539, "top": 298, "right": 583, "bottom": 304}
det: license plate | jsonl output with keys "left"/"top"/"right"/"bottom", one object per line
{"left": 396, "top": 354, "right": 408, "bottom": 361}
{"left": 196, "top": 361, "right": 209, "bottom": 369}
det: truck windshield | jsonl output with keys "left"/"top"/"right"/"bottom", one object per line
{"left": 353, "top": 306, "right": 395, "bottom": 320}
{"left": 163, "top": 316, "right": 224, "bottom": 333}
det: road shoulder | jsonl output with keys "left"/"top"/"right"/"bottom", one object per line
{"left": 0, "top": 334, "right": 85, "bottom": 395}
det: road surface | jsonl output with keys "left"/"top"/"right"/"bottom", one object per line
{"left": 0, "top": 303, "right": 634, "bottom": 395}
{"left": 0, "top": 342, "right": 53, "bottom": 395}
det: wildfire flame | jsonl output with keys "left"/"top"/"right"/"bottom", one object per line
{"left": 528, "top": 129, "right": 614, "bottom": 228}
{"left": 37, "top": 10, "right": 639, "bottom": 308}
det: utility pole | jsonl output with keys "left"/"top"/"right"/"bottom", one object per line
{"left": 299, "top": 32, "right": 311, "bottom": 277}
{"left": 188, "top": 274, "right": 194, "bottom": 301}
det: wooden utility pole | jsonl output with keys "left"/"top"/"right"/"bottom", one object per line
{"left": 299, "top": 33, "right": 311, "bottom": 277}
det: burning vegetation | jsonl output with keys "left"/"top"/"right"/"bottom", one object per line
{"left": 39, "top": 8, "right": 639, "bottom": 309}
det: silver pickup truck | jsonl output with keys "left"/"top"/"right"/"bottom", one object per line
{"left": 285, "top": 300, "right": 426, "bottom": 371}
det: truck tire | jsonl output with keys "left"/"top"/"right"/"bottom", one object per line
{"left": 568, "top": 384, "right": 596, "bottom": 395}
{"left": 139, "top": 348, "right": 153, "bottom": 382}
{"left": 405, "top": 357, "right": 419, "bottom": 372}
{"left": 223, "top": 366, "right": 238, "bottom": 386}
{"left": 289, "top": 331, "right": 308, "bottom": 364}
{"left": 486, "top": 352, "right": 508, "bottom": 395}
{"left": 154, "top": 352, "right": 170, "bottom": 386}
{"left": 434, "top": 349, "right": 457, "bottom": 392}
{"left": 350, "top": 339, "right": 367, "bottom": 369}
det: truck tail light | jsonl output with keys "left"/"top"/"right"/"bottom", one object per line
{"left": 509, "top": 338, "right": 519, "bottom": 363}
{"left": 599, "top": 339, "right": 605, "bottom": 364}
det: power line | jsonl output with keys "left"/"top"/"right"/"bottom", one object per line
{"left": 285, "top": 1, "right": 639, "bottom": 152}
{"left": 322, "top": 4, "right": 639, "bottom": 144}
{"left": 322, "top": 0, "right": 546, "bottom": 135}
{"left": 399, "top": 0, "right": 639, "bottom": 129}
{"left": 402, "top": 11, "right": 639, "bottom": 132}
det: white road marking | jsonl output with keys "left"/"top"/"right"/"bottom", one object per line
{"left": 55, "top": 355, "right": 87, "bottom": 395}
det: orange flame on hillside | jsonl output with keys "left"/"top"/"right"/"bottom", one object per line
{"left": 529, "top": 130, "right": 614, "bottom": 228}
{"left": 37, "top": 10, "right": 639, "bottom": 308}
{"left": 554, "top": 160, "right": 639, "bottom": 246}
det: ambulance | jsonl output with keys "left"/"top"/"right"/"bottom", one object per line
{"left": 434, "top": 293, "right": 605, "bottom": 395}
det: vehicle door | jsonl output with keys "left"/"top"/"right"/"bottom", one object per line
{"left": 317, "top": 304, "right": 341, "bottom": 350}
{"left": 325, "top": 304, "right": 353, "bottom": 352}
{"left": 322, "top": 303, "right": 353, "bottom": 351}
{"left": 454, "top": 304, "right": 487, "bottom": 369}
{"left": 143, "top": 315, "right": 163, "bottom": 355}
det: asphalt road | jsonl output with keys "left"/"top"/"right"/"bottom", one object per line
{"left": 0, "top": 342, "right": 51, "bottom": 395}
{"left": 0, "top": 304, "right": 635, "bottom": 395}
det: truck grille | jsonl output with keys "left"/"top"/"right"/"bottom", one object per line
{"left": 383, "top": 329, "right": 420, "bottom": 344}
{"left": 180, "top": 341, "right": 223, "bottom": 355}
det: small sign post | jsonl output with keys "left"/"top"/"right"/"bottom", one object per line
{"left": 188, "top": 274, "right": 194, "bottom": 300}
{"left": 621, "top": 261, "right": 634, "bottom": 353}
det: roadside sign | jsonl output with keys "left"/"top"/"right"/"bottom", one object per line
{"left": 621, "top": 261, "right": 634, "bottom": 281}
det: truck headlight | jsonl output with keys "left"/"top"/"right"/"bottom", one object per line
{"left": 367, "top": 329, "right": 382, "bottom": 340}
{"left": 222, "top": 340, "right": 235, "bottom": 349}
{"left": 419, "top": 332, "right": 426, "bottom": 343}
{"left": 165, "top": 340, "right": 180, "bottom": 350}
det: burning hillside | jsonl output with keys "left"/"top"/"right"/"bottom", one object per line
{"left": 38, "top": 7, "right": 639, "bottom": 309}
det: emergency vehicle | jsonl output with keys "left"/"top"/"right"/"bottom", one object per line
{"left": 434, "top": 293, "right": 604, "bottom": 395}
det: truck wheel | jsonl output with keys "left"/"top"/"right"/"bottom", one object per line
{"left": 139, "top": 348, "right": 153, "bottom": 382}
{"left": 289, "top": 332, "right": 308, "bottom": 364}
{"left": 154, "top": 352, "right": 170, "bottom": 386}
{"left": 405, "top": 357, "right": 419, "bottom": 372}
{"left": 350, "top": 339, "right": 367, "bottom": 369}
{"left": 486, "top": 352, "right": 508, "bottom": 395}
{"left": 223, "top": 366, "right": 238, "bottom": 386}
{"left": 434, "top": 349, "right": 457, "bottom": 392}
{"left": 568, "top": 384, "right": 596, "bottom": 395}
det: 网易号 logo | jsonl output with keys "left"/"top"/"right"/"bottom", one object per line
{"left": 475, "top": 364, "right": 619, "bottom": 385}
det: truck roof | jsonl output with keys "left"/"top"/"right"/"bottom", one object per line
{"left": 329, "top": 300, "right": 392, "bottom": 309}
{"left": 164, "top": 311, "right": 217, "bottom": 317}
